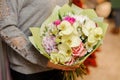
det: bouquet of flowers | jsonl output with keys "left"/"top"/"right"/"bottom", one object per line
{"left": 29, "top": 4, "right": 108, "bottom": 80}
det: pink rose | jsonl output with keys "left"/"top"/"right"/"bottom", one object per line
{"left": 72, "top": 42, "right": 87, "bottom": 57}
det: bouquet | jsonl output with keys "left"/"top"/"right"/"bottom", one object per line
{"left": 29, "top": 4, "right": 108, "bottom": 80}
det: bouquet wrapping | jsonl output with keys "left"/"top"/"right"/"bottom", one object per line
{"left": 29, "top": 4, "right": 108, "bottom": 80}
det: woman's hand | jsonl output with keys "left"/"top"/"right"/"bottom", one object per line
{"left": 47, "top": 61, "right": 79, "bottom": 71}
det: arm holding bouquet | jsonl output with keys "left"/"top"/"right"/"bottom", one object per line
{"left": 9, "top": 36, "right": 79, "bottom": 71}
{"left": 0, "top": 0, "right": 77, "bottom": 69}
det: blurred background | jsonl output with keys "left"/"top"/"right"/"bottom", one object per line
{"left": 73, "top": 0, "right": 120, "bottom": 80}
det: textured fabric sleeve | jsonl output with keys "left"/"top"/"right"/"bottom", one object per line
{"left": 0, "top": 0, "right": 49, "bottom": 67}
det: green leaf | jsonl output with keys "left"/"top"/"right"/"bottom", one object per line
{"left": 59, "top": 4, "right": 73, "bottom": 17}
{"left": 71, "top": 4, "right": 83, "bottom": 15}
{"left": 29, "top": 36, "right": 37, "bottom": 48}
{"left": 80, "top": 9, "right": 98, "bottom": 20}
{"left": 29, "top": 27, "right": 50, "bottom": 59}
{"left": 93, "top": 17, "right": 104, "bottom": 22}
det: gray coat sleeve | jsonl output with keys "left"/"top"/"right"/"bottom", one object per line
{"left": 0, "top": 0, "right": 49, "bottom": 67}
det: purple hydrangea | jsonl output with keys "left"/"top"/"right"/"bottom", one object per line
{"left": 42, "top": 36, "right": 58, "bottom": 54}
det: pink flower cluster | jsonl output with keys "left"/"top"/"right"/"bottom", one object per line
{"left": 72, "top": 42, "right": 87, "bottom": 57}
{"left": 53, "top": 16, "right": 76, "bottom": 26}
{"left": 66, "top": 42, "right": 87, "bottom": 65}
{"left": 53, "top": 20, "right": 61, "bottom": 26}
{"left": 64, "top": 16, "right": 76, "bottom": 24}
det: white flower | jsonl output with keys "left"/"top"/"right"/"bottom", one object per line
{"left": 50, "top": 43, "right": 72, "bottom": 64}
{"left": 73, "top": 21, "right": 81, "bottom": 36}
{"left": 85, "top": 42, "right": 95, "bottom": 52}
{"left": 94, "top": 27, "right": 103, "bottom": 40}
{"left": 61, "top": 34, "right": 82, "bottom": 47}
{"left": 82, "top": 19, "right": 96, "bottom": 37}
{"left": 58, "top": 21, "right": 74, "bottom": 35}
{"left": 72, "top": 15, "right": 88, "bottom": 24}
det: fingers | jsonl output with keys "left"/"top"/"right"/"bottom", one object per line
{"left": 47, "top": 61, "right": 80, "bottom": 71}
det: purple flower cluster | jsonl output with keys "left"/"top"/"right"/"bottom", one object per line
{"left": 42, "top": 36, "right": 58, "bottom": 54}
